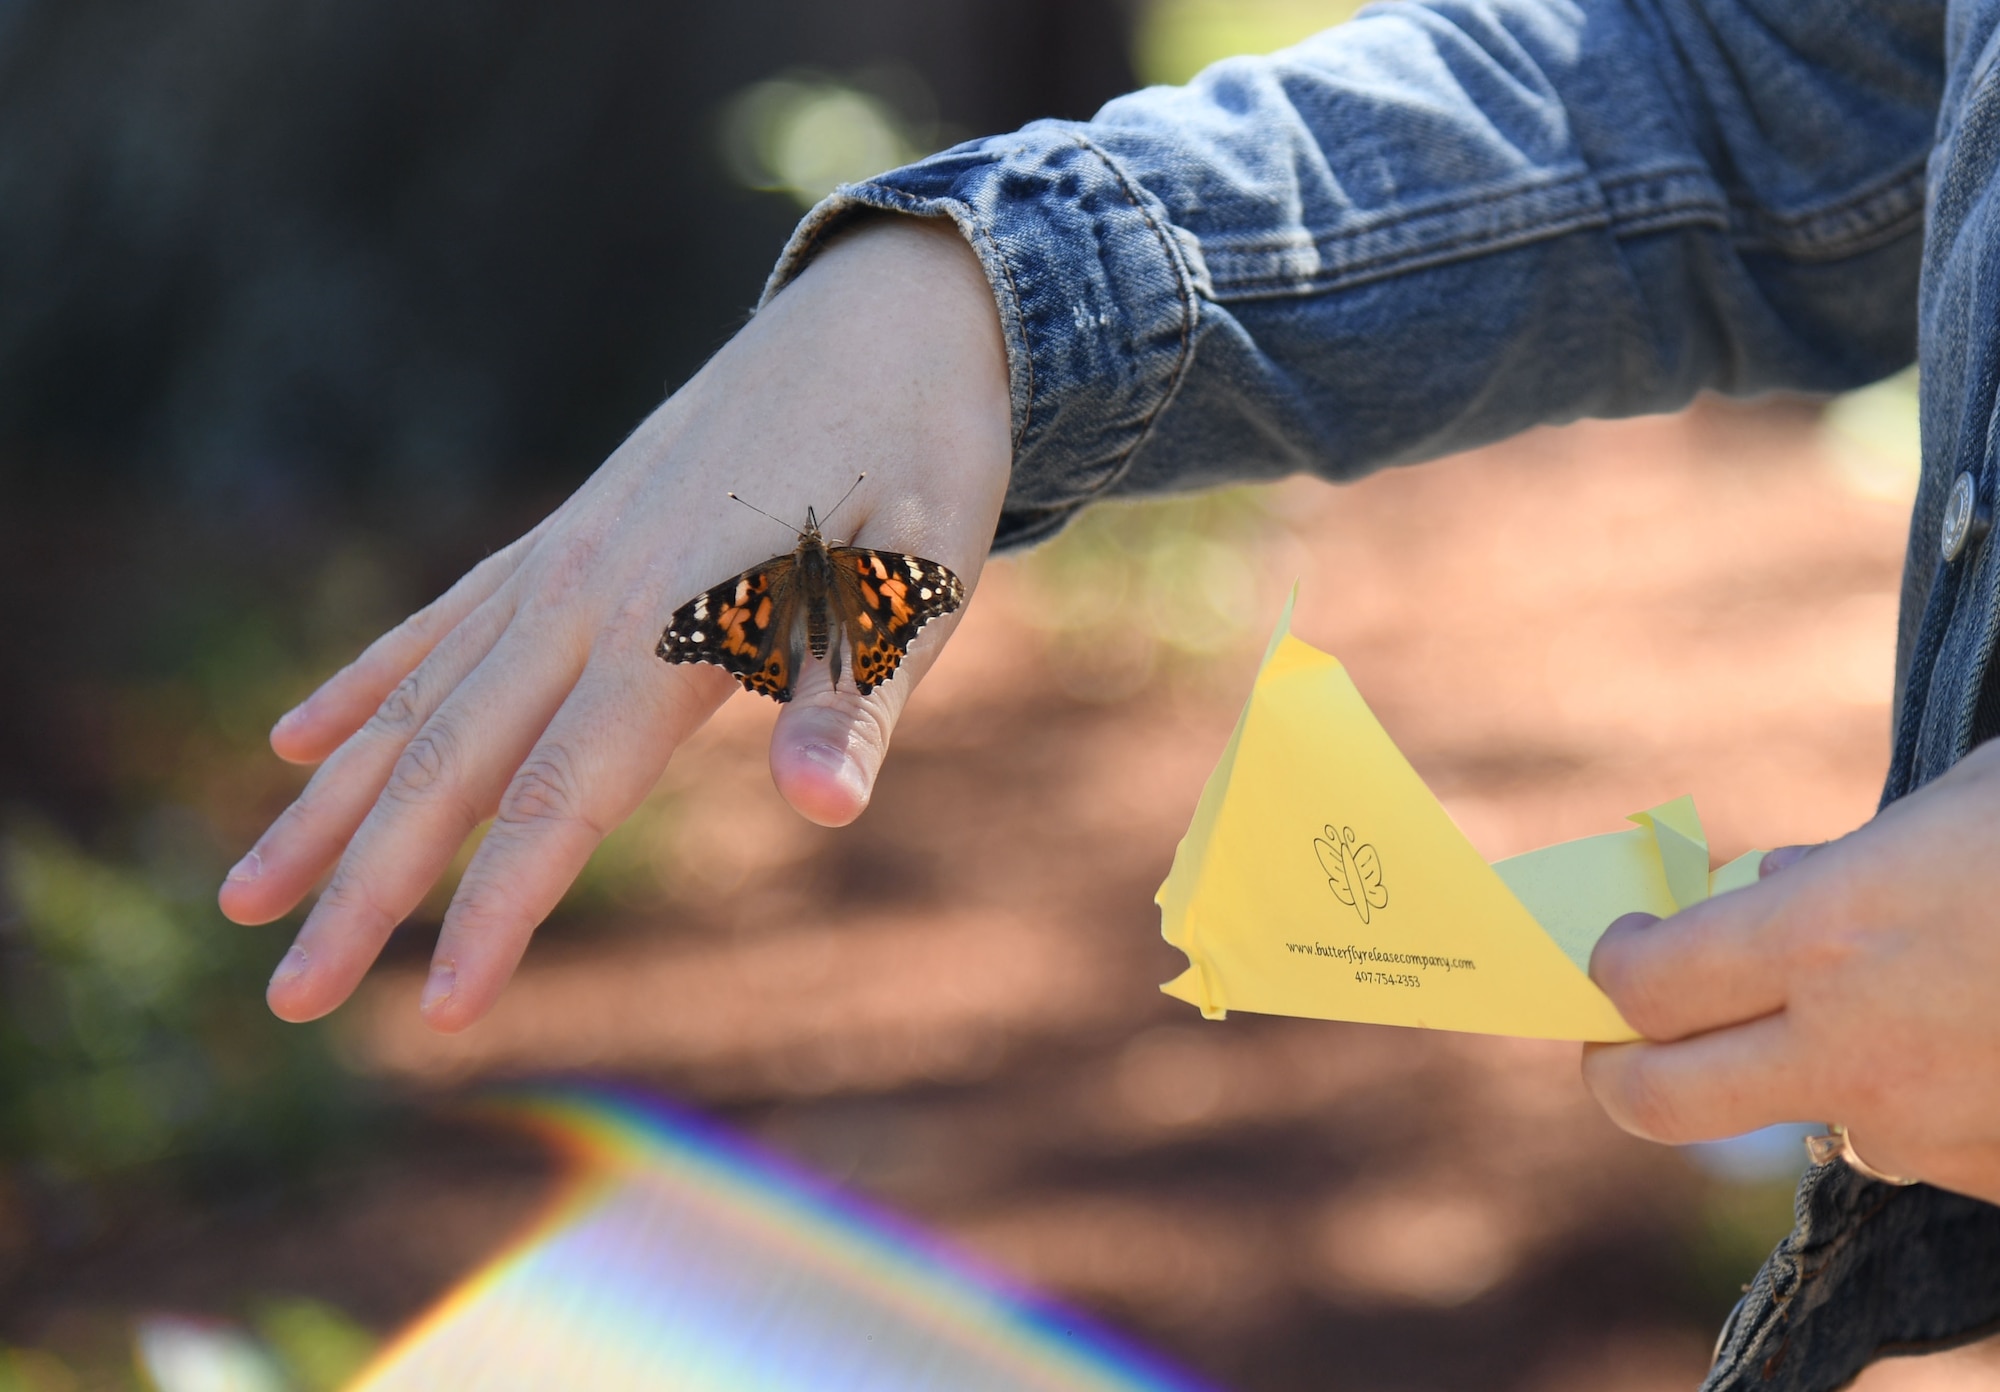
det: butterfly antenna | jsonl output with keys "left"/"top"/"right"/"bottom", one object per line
{"left": 820, "top": 472, "right": 867, "bottom": 532}
{"left": 726, "top": 492, "right": 803, "bottom": 535}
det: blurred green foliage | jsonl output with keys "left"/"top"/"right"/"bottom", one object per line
{"left": 720, "top": 69, "right": 943, "bottom": 210}
{"left": 0, "top": 1345, "right": 79, "bottom": 1392}
{"left": 0, "top": 1293, "right": 378, "bottom": 1392}
{"left": 1015, "top": 487, "right": 1280, "bottom": 702}
{"left": 1682, "top": 1177, "right": 1798, "bottom": 1321}
{"left": 0, "top": 819, "right": 354, "bottom": 1195}
{"left": 1133, "top": 0, "right": 1366, "bottom": 86}
{"left": 1820, "top": 365, "right": 1922, "bottom": 504}
{"left": 248, "top": 1300, "right": 377, "bottom": 1392}
{"left": 0, "top": 531, "right": 414, "bottom": 1243}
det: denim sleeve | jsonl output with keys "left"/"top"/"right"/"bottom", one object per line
{"left": 765, "top": 0, "right": 1944, "bottom": 549}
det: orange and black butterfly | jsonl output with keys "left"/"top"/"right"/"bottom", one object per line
{"left": 655, "top": 479, "right": 965, "bottom": 703}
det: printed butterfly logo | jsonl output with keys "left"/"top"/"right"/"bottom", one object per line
{"left": 655, "top": 475, "right": 965, "bottom": 703}
{"left": 1314, "top": 825, "right": 1387, "bottom": 925}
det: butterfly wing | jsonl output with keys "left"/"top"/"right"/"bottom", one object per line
{"left": 1314, "top": 828, "right": 1357, "bottom": 907}
{"left": 827, "top": 547, "right": 965, "bottom": 695}
{"left": 656, "top": 557, "right": 801, "bottom": 702}
{"left": 1353, "top": 841, "right": 1387, "bottom": 912}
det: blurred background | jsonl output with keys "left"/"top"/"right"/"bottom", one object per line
{"left": 0, "top": 1, "right": 1990, "bottom": 1389}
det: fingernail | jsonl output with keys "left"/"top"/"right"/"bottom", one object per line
{"left": 226, "top": 850, "right": 263, "bottom": 884}
{"left": 797, "top": 742, "right": 868, "bottom": 798}
{"left": 272, "top": 704, "right": 306, "bottom": 737}
{"left": 1760, "top": 845, "right": 1816, "bottom": 877}
{"left": 421, "top": 961, "right": 456, "bottom": 1014}
{"left": 269, "top": 944, "right": 309, "bottom": 987}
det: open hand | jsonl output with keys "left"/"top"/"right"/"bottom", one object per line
{"left": 1583, "top": 740, "right": 2000, "bottom": 1203}
{"left": 218, "top": 218, "right": 1013, "bottom": 1032}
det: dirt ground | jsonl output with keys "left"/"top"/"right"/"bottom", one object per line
{"left": 18, "top": 399, "right": 2000, "bottom": 1391}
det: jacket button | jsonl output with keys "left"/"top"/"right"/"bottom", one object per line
{"left": 1941, "top": 471, "right": 1991, "bottom": 562}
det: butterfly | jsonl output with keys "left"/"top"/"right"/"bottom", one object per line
{"left": 655, "top": 479, "right": 965, "bottom": 703}
{"left": 1314, "top": 825, "right": 1387, "bottom": 925}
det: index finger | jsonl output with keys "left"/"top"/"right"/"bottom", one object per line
{"left": 1589, "top": 876, "right": 1791, "bottom": 1041}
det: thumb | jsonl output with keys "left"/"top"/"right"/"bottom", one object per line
{"left": 768, "top": 605, "right": 967, "bottom": 825}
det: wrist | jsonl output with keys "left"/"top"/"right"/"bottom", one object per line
{"left": 745, "top": 215, "right": 1013, "bottom": 509}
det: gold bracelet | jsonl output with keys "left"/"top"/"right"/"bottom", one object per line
{"left": 1804, "top": 1123, "right": 1919, "bottom": 1186}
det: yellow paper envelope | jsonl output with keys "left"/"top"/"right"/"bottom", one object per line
{"left": 1156, "top": 592, "right": 1763, "bottom": 1042}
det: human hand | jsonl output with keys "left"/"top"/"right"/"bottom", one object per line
{"left": 1582, "top": 740, "right": 2000, "bottom": 1203}
{"left": 218, "top": 217, "right": 1014, "bottom": 1032}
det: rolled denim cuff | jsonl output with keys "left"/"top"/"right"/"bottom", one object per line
{"left": 763, "top": 123, "right": 1202, "bottom": 550}
{"left": 1704, "top": 1161, "right": 2000, "bottom": 1391}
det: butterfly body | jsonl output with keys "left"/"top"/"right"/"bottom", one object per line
{"left": 656, "top": 505, "right": 964, "bottom": 703}
{"left": 1314, "top": 824, "right": 1387, "bottom": 925}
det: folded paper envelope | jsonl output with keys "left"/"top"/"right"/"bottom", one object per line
{"left": 1156, "top": 592, "right": 1763, "bottom": 1043}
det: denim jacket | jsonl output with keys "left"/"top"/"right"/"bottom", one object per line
{"left": 767, "top": 2, "right": 2000, "bottom": 1385}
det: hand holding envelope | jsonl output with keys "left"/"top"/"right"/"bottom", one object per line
{"left": 1156, "top": 591, "right": 1762, "bottom": 1043}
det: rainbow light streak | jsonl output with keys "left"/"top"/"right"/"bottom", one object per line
{"left": 347, "top": 1088, "right": 1213, "bottom": 1392}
